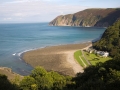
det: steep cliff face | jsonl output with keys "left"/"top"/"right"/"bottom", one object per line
{"left": 49, "top": 8, "right": 120, "bottom": 27}
{"left": 49, "top": 14, "right": 74, "bottom": 26}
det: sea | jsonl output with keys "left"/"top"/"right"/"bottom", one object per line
{"left": 0, "top": 23, "right": 106, "bottom": 75}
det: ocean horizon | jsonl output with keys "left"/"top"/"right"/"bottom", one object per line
{"left": 0, "top": 23, "right": 106, "bottom": 75}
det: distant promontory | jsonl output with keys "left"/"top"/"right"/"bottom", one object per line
{"left": 49, "top": 8, "right": 120, "bottom": 27}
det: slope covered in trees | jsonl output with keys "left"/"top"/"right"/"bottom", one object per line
{"left": 19, "top": 66, "right": 73, "bottom": 90}
{"left": 93, "top": 20, "right": 120, "bottom": 57}
{"left": 1, "top": 58, "right": 120, "bottom": 90}
{"left": 49, "top": 8, "right": 120, "bottom": 27}
{"left": 0, "top": 74, "right": 19, "bottom": 90}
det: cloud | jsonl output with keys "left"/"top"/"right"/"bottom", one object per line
{"left": 14, "top": 13, "right": 25, "bottom": 17}
{"left": 3, "top": 18, "right": 12, "bottom": 20}
{"left": 0, "top": 0, "right": 88, "bottom": 23}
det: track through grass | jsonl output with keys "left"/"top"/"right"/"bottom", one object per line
{"left": 74, "top": 50, "right": 88, "bottom": 67}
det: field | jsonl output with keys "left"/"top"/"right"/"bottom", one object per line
{"left": 83, "top": 51, "right": 112, "bottom": 65}
{"left": 74, "top": 50, "right": 112, "bottom": 67}
{"left": 74, "top": 50, "right": 89, "bottom": 67}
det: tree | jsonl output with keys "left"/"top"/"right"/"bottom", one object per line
{"left": 20, "top": 76, "right": 38, "bottom": 90}
{"left": 34, "top": 75, "right": 53, "bottom": 90}
{"left": 93, "top": 20, "right": 120, "bottom": 57}
{"left": 30, "top": 66, "right": 47, "bottom": 78}
{"left": 0, "top": 74, "right": 18, "bottom": 90}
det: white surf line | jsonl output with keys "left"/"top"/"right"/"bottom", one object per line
{"left": 79, "top": 56, "right": 87, "bottom": 67}
{"left": 12, "top": 53, "right": 16, "bottom": 56}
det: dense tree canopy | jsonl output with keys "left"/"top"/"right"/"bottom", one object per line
{"left": 1, "top": 59, "right": 120, "bottom": 90}
{"left": 0, "top": 74, "right": 18, "bottom": 90}
{"left": 93, "top": 20, "right": 120, "bottom": 57}
{"left": 72, "top": 57, "right": 120, "bottom": 90}
{"left": 19, "top": 66, "right": 73, "bottom": 90}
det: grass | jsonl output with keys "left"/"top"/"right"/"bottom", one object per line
{"left": 83, "top": 51, "right": 112, "bottom": 65}
{"left": 74, "top": 50, "right": 89, "bottom": 67}
{"left": 74, "top": 50, "right": 112, "bottom": 67}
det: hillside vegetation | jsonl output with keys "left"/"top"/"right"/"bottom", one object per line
{"left": 49, "top": 8, "right": 120, "bottom": 27}
{"left": 1, "top": 58, "right": 120, "bottom": 90}
{"left": 93, "top": 20, "right": 120, "bottom": 57}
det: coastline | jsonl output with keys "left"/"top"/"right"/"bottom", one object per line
{"left": 22, "top": 41, "right": 92, "bottom": 76}
{"left": 0, "top": 67, "right": 23, "bottom": 80}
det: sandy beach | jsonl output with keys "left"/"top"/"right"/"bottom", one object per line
{"left": 22, "top": 42, "right": 92, "bottom": 76}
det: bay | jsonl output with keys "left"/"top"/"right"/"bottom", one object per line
{"left": 0, "top": 23, "right": 105, "bottom": 75}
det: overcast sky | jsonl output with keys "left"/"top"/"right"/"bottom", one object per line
{"left": 0, "top": 0, "right": 120, "bottom": 23}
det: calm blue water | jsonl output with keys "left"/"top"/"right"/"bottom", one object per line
{"left": 0, "top": 23, "right": 105, "bottom": 75}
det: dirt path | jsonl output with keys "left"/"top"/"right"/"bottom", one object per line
{"left": 81, "top": 50, "right": 91, "bottom": 65}
{"left": 79, "top": 56, "right": 87, "bottom": 67}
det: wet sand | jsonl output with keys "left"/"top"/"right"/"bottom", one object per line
{"left": 22, "top": 42, "right": 92, "bottom": 76}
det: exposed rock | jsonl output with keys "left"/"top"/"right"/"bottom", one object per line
{"left": 49, "top": 8, "right": 120, "bottom": 27}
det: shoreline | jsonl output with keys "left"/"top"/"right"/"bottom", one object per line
{"left": 19, "top": 41, "right": 92, "bottom": 56}
{"left": 22, "top": 41, "right": 92, "bottom": 76}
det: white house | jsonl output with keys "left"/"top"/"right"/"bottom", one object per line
{"left": 96, "top": 51, "right": 109, "bottom": 57}
{"left": 86, "top": 47, "right": 109, "bottom": 57}
{"left": 102, "top": 52, "right": 109, "bottom": 57}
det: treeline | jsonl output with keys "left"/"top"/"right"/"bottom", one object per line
{"left": 73, "top": 58, "right": 120, "bottom": 90}
{"left": 20, "top": 57, "right": 120, "bottom": 90}
{"left": 0, "top": 67, "right": 73, "bottom": 90}
{"left": 93, "top": 20, "right": 120, "bottom": 57}
{"left": 1, "top": 57, "right": 120, "bottom": 90}
{"left": 19, "top": 67, "right": 73, "bottom": 90}
{"left": 0, "top": 74, "right": 19, "bottom": 90}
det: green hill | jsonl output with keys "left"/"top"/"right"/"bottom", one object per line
{"left": 93, "top": 20, "right": 120, "bottom": 57}
{"left": 49, "top": 8, "right": 120, "bottom": 27}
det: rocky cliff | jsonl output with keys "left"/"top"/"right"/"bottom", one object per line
{"left": 49, "top": 8, "right": 120, "bottom": 27}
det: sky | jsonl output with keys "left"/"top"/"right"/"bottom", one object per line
{"left": 0, "top": 0, "right": 120, "bottom": 23}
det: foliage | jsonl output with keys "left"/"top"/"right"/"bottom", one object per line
{"left": 2, "top": 59, "right": 120, "bottom": 90}
{"left": 11, "top": 75, "right": 21, "bottom": 85}
{"left": 19, "top": 66, "right": 73, "bottom": 90}
{"left": 0, "top": 74, "right": 19, "bottom": 90}
{"left": 72, "top": 56, "right": 120, "bottom": 90}
{"left": 71, "top": 20, "right": 120, "bottom": 90}
{"left": 20, "top": 76, "right": 37, "bottom": 90}
{"left": 93, "top": 20, "right": 120, "bottom": 57}
{"left": 30, "top": 66, "right": 47, "bottom": 78}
